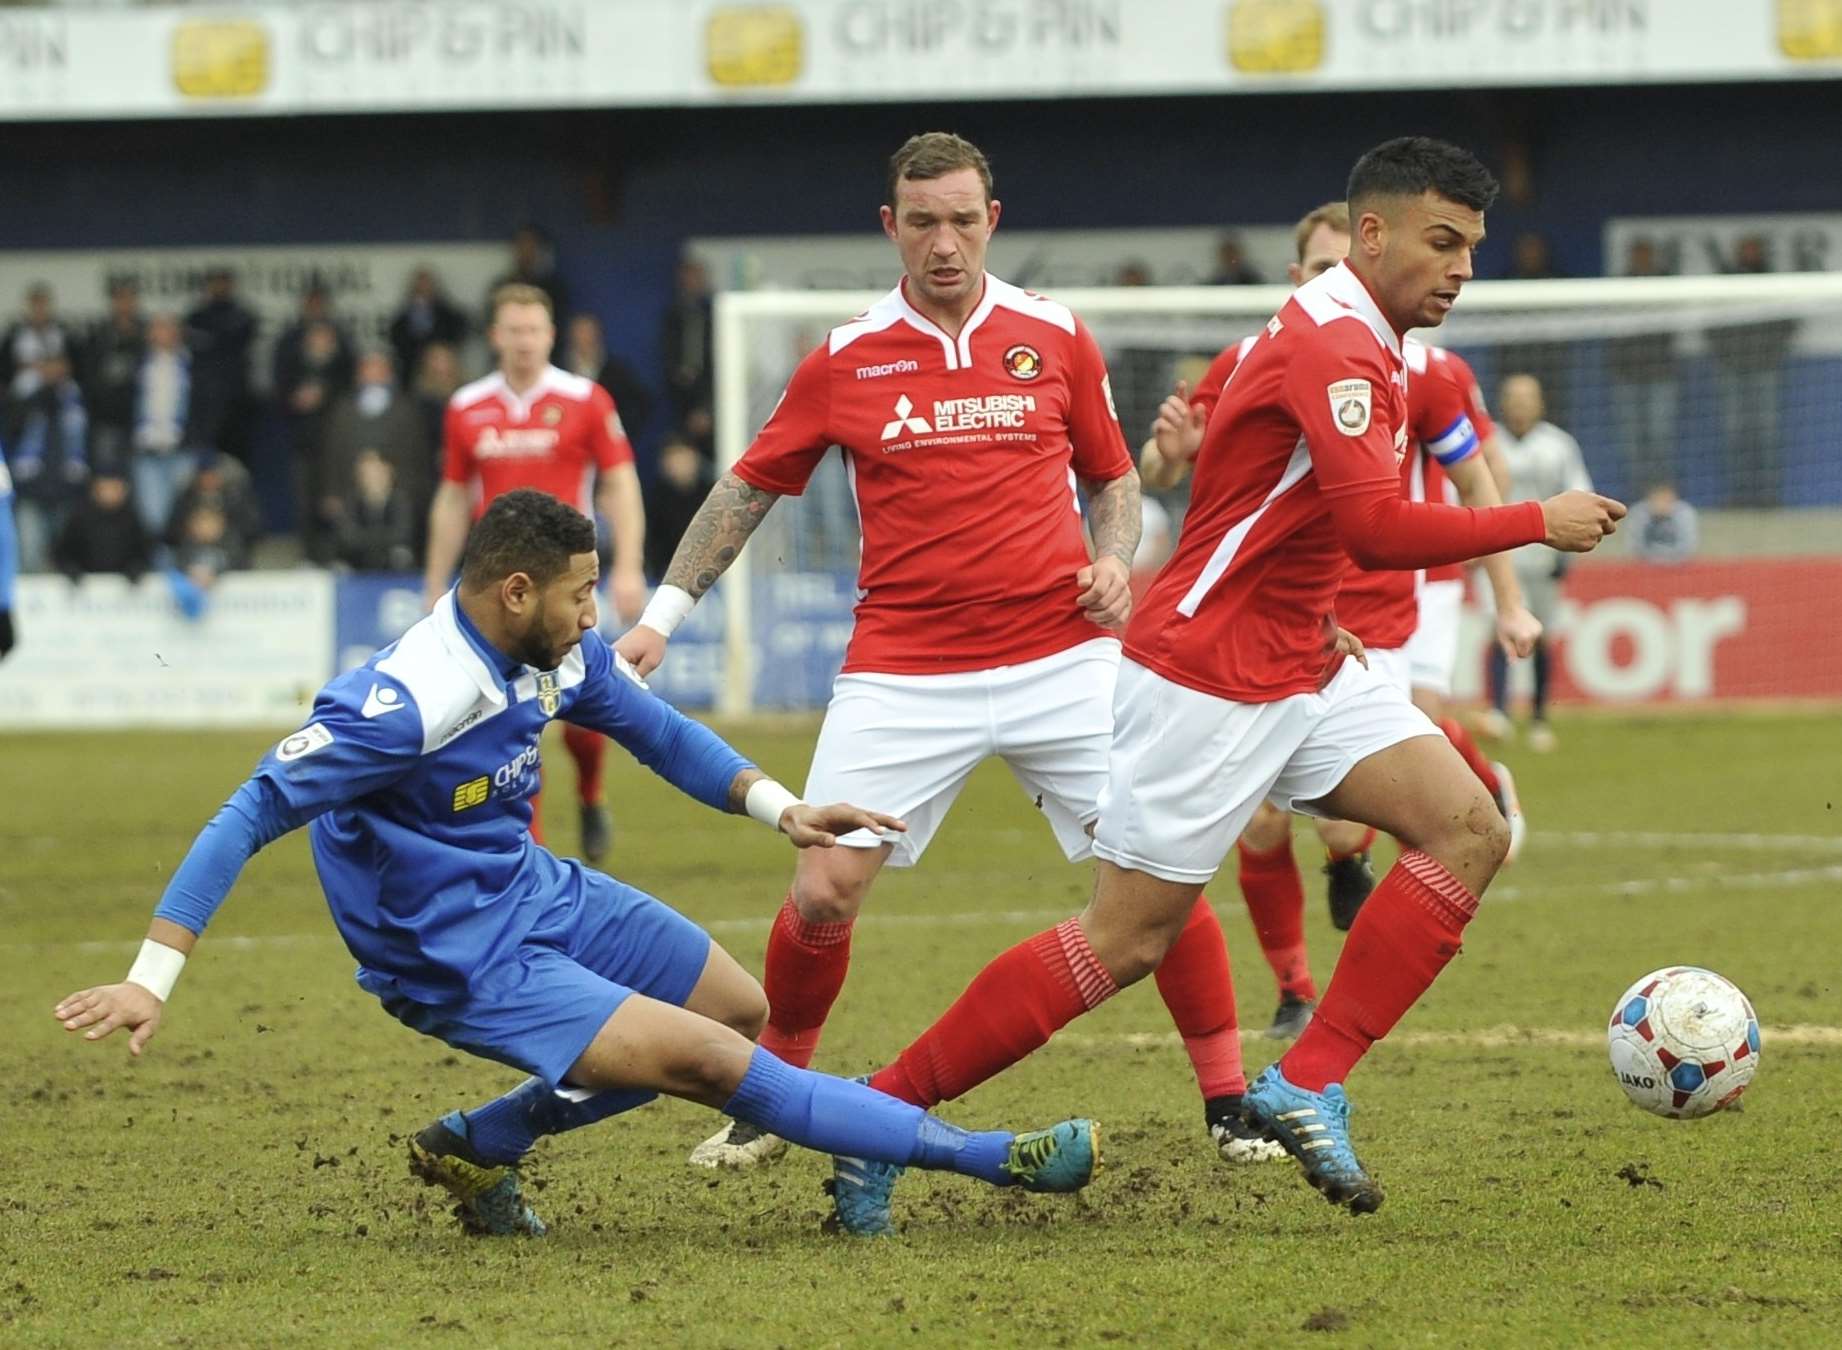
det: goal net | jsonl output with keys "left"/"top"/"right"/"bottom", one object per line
{"left": 677, "top": 274, "right": 1842, "bottom": 715}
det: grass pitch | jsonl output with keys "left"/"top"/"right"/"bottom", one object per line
{"left": 4, "top": 711, "right": 1840, "bottom": 1347}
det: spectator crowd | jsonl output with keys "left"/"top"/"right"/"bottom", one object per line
{"left": 0, "top": 226, "right": 719, "bottom": 594}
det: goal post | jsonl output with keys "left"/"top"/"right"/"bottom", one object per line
{"left": 711, "top": 274, "right": 1842, "bottom": 715}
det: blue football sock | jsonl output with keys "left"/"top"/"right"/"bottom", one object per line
{"left": 721, "top": 1047, "right": 1015, "bottom": 1185}
{"left": 460, "top": 1077, "right": 656, "bottom": 1164}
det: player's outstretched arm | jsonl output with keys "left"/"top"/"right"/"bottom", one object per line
{"left": 617, "top": 470, "right": 780, "bottom": 676}
{"left": 724, "top": 767, "right": 906, "bottom": 848}
{"left": 1075, "top": 468, "right": 1142, "bottom": 628}
{"left": 52, "top": 688, "right": 421, "bottom": 1057}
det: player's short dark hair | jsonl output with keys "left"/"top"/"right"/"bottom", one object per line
{"left": 887, "top": 132, "right": 994, "bottom": 207}
{"left": 1346, "top": 137, "right": 1499, "bottom": 215}
{"left": 460, "top": 489, "right": 596, "bottom": 590}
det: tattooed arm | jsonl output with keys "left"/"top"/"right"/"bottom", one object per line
{"left": 615, "top": 470, "right": 780, "bottom": 675}
{"left": 1074, "top": 467, "right": 1142, "bottom": 628}
{"left": 663, "top": 470, "right": 780, "bottom": 600}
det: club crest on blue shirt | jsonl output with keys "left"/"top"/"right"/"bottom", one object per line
{"left": 536, "top": 671, "right": 562, "bottom": 716}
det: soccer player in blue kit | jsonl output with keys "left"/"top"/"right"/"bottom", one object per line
{"left": 54, "top": 489, "right": 1097, "bottom": 1236}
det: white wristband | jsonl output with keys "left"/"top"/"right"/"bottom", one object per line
{"left": 126, "top": 939, "right": 186, "bottom": 1003}
{"left": 637, "top": 584, "right": 696, "bottom": 639}
{"left": 745, "top": 778, "right": 803, "bottom": 832}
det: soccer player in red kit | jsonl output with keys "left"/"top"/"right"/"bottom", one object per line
{"left": 846, "top": 138, "right": 1624, "bottom": 1222}
{"left": 618, "top": 133, "right": 1277, "bottom": 1199}
{"left": 423, "top": 284, "right": 646, "bottom": 862}
{"left": 1143, "top": 202, "right": 1537, "bottom": 1040}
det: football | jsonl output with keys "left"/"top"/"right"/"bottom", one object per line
{"left": 1607, "top": 967, "right": 1761, "bottom": 1119}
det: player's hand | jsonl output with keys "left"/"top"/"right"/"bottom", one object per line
{"left": 615, "top": 624, "right": 670, "bottom": 677}
{"left": 53, "top": 981, "right": 165, "bottom": 1057}
{"left": 610, "top": 567, "right": 648, "bottom": 626}
{"left": 1152, "top": 380, "right": 1208, "bottom": 465}
{"left": 1494, "top": 604, "right": 1543, "bottom": 660}
{"left": 779, "top": 802, "right": 908, "bottom": 849}
{"left": 1541, "top": 490, "right": 1626, "bottom": 552}
{"left": 1335, "top": 626, "right": 1368, "bottom": 668}
{"left": 1076, "top": 556, "right": 1133, "bottom": 629}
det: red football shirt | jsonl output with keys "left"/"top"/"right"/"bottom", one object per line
{"left": 734, "top": 275, "right": 1133, "bottom": 675}
{"left": 1124, "top": 262, "right": 1543, "bottom": 702}
{"left": 442, "top": 365, "right": 633, "bottom": 518}
{"left": 1333, "top": 340, "right": 1485, "bottom": 649}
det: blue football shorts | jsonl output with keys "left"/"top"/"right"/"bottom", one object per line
{"left": 372, "top": 865, "right": 713, "bottom": 1088}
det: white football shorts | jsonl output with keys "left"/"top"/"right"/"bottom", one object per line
{"left": 1364, "top": 644, "right": 1414, "bottom": 698}
{"left": 1092, "top": 655, "right": 1441, "bottom": 885}
{"left": 803, "top": 637, "right": 1119, "bottom": 867}
{"left": 1404, "top": 578, "right": 1464, "bottom": 696}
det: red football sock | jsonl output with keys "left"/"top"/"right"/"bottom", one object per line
{"left": 1237, "top": 838, "right": 1317, "bottom": 1001}
{"left": 1439, "top": 717, "right": 1502, "bottom": 799}
{"left": 1153, "top": 896, "right": 1246, "bottom": 1100}
{"left": 870, "top": 918, "right": 1117, "bottom": 1108}
{"left": 562, "top": 724, "right": 606, "bottom": 806}
{"left": 1281, "top": 849, "right": 1479, "bottom": 1091}
{"left": 757, "top": 895, "right": 853, "bottom": 1070}
{"left": 1325, "top": 827, "right": 1378, "bottom": 863}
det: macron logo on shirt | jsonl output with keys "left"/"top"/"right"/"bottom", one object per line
{"left": 362, "top": 684, "right": 406, "bottom": 718}
{"left": 880, "top": 394, "right": 933, "bottom": 440}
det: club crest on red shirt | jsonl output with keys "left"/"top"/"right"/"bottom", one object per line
{"left": 1003, "top": 344, "right": 1043, "bottom": 381}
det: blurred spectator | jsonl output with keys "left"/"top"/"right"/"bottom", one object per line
{"left": 1208, "top": 237, "right": 1261, "bottom": 286}
{"left": 55, "top": 473, "right": 151, "bottom": 582}
{"left": 489, "top": 224, "right": 570, "bottom": 326}
{"left": 172, "top": 501, "right": 245, "bottom": 584}
{"left": 333, "top": 449, "right": 418, "bottom": 572}
{"left": 165, "top": 452, "right": 261, "bottom": 562}
{"left": 2, "top": 283, "right": 72, "bottom": 405}
{"left": 1627, "top": 483, "right": 1699, "bottom": 563}
{"left": 1606, "top": 239, "right": 1678, "bottom": 495}
{"left": 1485, "top": 374, "right": 1592, "bottom": 754}
{"left": 132, "top": 314, "right": 199, "bottom": 540}
{"left": 183, "top": 268, "right": 257, "bottom": 465}
{"left": 412, "top": 341, "right": 463, "bottom": 474}
{"left": 1709, "top": 235, "right": 1799, "bottom": 507}
{"left": 560, "top": 313, "right": 655, "bottom": 442}
{"left": 0, "top": 447, "right": 17, "bottom": 660}
{"left": 81, "top": 279, "right": 148, "bottom": 471}
{"left": 660, "top": 256, "right": 714, "bottom": 455}
{"left": 389, "top": 267, "right": 469, "bottom": 384}
{"left": 5, "top": 352, "right": 89, "bottom": 572}
{"left": 319, "top": 349, "right": 431, "bottom": 554}
{"left": 1496, "top": 231, "right": 1572, "bottom": 426}
{"left": 1114, "top": 261, "right": 1153, "bottom": 288}
{"left": 643, "top": 435, "right": 714, "bottom": 580}
{"left": 274, "top": 291, "right": 356, "bottom": 562}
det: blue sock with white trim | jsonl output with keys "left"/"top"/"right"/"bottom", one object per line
{"left": 721, "top": 1046, "right": 1015, "bottom": 1184}
{"left": 457, "top": 1077, "right": 656, "bottom": 1164}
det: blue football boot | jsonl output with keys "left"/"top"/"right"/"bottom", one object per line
{"left": 1002, "top": 1119, "right": 1101, "bottom": 1193}
{"left": 1241, "top": 1064, "right": 1383, "bottom": 1214}
{"left": 408, "top": 1113, "right": 548, "bottom": 1237}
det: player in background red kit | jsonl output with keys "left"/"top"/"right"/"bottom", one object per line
{"left": 422, "top": 284, "right": 646, "bottom": 862}
{"left": 1140, "top": 202, "right": 1536, "bottom": 1041}
{"left": 847, "top": 138, "right": 1624, "bottom": 1222}
{"left": 619, "top": 134, "right": 1282, "bottom": 1215}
